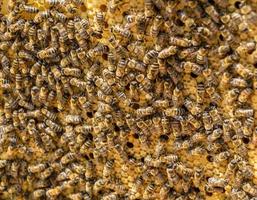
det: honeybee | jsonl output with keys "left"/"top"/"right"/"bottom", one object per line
{"left": 234, "top": 63, "right": 253, "bottom": 79}
{"left": 207, "top": 128, "right": 222, "bottom": 142}
{"left": 158, "top": 46, "right": 178, "bottom": 59}
{"left": 149, "top": 15, "right": 163, "bottom": 38}
{"left": 45, "top": 119, "right": 62, "bottom": 133}
{"left": 103, "top": 159, "right": 114, "bottom": 179}
{"left": 214, "top": 151, "right": 230, "bottom": 163}
{"left": 136, "top": 107, "right": 154, "bottom": 118}
{"left": 230, "top": 189, "right": 249, "bottom": 200}
{"left": 234, "top": 108, "right": 254, "bottom": 118}
{"left": 46, "top": 186, "right": 62, "bottom": 199}
{"left": 61, "top": 152, "right": 76, "bottom": 165}
{"left": 39, "top": 167, "right": 54, "bottom": 180}
{"left": 187, "top": 114, "right": 202, "bottom": 129}
{"left": 143, "top": 49, "right": 158, "bottom": 64}
{"left": 64, "top": 115, "right": 82, "bottom": 125}
{"left": 209, "top": 107, "right": 222, "bottom": 124}
{"left": 127, "top": 58, "right": 146, "bottom": 73}
{"left": 108, "top": 0, "right": 125, "bottom": 13}
{"left": 164, "top": 107, "right": 185, "bottom": 119}
{"left": 143, "top": 183, "right": 156, "bottom": 199}
{"left": 205, "top": 5, "right": 220, "bottom": 23}
{"left": 170, "top": 37, "right": 191, "bottom": 47}
{"left": 184, "top": 98, "right": 202, "bottom": 116}
{"left": 242, "top": 183, "right": 257, "bottom": 196}
{"left": 153, "top": 99, "right": 169, "bottom": 109}
{"left": 238, "top": 88, "right": 252, "bottom": 103}
{"left": 182, "top": 61, "right": 203, "bottom": 76}
{"left": 190, "top": 146, "right": 207, "bottom": 156}
{"left": 32, "top": 189, "right": 46, "bottom": 199}
{"left": 93, "top": 179, "right": 106, "bottom": 196}
{"left": 196, "top": 48, "right": 208, "bottom": 65}
{"left": 37, "top": 47, "right": 58, "bottom": 59}
{"left": 18, "top": 99, "right": 34, "bottom": 110}
{"left": 225, "top": 88, "right": 240, "bottom": 104}
{"left": 112, "top": 25, "right": 132, "bottom": 39}
{"left": 95, "top": 77, "right": 112, "bottom": 95}
{"left": 70, "top": 162, "right": 85, "bottom": 175}
{"left": 28, "top": 163, "right": 47, "bottom": 173}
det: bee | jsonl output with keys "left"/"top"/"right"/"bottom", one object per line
{"left": 234, "top": 108, "right": 254, "bottom": 118}
{"left": 0, "top": 41, "right": 12, "bottom": 51}
{"left": 243, "top": 117, "right": 254, "bottom": 136}
{"left": 93, "top": 179, "right": 106, "bottom": 195}
{"left": 75, "top": 125, "right": 93, "bottom": 134}
{"left": 172, "top": 85, "right": 184, "bottom": 107}
{"left": 230, "top": 189, "right": 249, "bottom": 200}
{"left": 52, "top": 10, "right": 68, "bottom": 22}
{"left": 159, "top": 183, "right": 170, "bottom": 200}
{"left": 112, "top": 25, "right": 132, "bottom": 39}
{"left": 108, "top": 0, "right": 124, "bottom": 13}
{"left": 61, "top": 152, "right": 76, "bottom": 165}
{"left": 144, "top": 0, "right": 155, "bottom": 18}
{"left": 207, "top": 128, "right": 222, "bottom": 142}
{"left": 46, "top": 186, "right": 62, "bottom": 199}
{"left": 137, "top": 120, "right": 150, "bottom": 137}
{"left": 64, "top": 115, "right": 82, "bottom": 125}
{"left": 95, "top": 77, "right": 112, "bottom": 95}
{"left": 38, "top": 86, "right": 48, "bottom": 103}
{"left": 143, "top": 49, "right": 158, "bottom": 64}
{"left": 225, "top": 88, "right": 240, "bottom": 104}
{"left": 127, "top": 58, "right": 146, "bottom": 73}
{"left": 143, "top": 183, "right": 156, "bottom": 199}
{"left": 205, "top": 5, "right": 220, "bottom": 23}
{"left": 28, "top": 163, "right": 47, "bottom": 173}
{"left": 18, "top": 99, "right": 34, "bottom": 110}
{"left": 22, "top": 5, "right": 39, "bottom": 13}
{"left": 103, "top": 159, "right": 114, "bottom": 179}
{"left": 60, "top": 56, "right": 72, "bottom": 68}
{"left": 150, "top": 15, "right": 163, "bottom": 37}
{"left": 242, "top": 183, "right": 257, "bottom": 196}
{"left": 32, "top": 189, "right": 46, "bottom": 199}
{"left": 70, "top": 162, "right": 85, "bottom": 175}
{"left": 52, "top": 148, "right": 65, "bottom": 161}
{"left": 45, "top": 119, "right": 62, "bottom": 133}
{"left": 87, "top": 44, "right": 109, "bottom": 60}
{"left": 244, "top": 41, "right": 256, "bottom": 54}
{"left": 218, "top": 71, "right": 231, "bottom": 90}
{"left": 95, "top": 11, "right": 106, "bottom": 26}
{"left": 65, "top": 3, "right": 79, "bottom": 14}
{"left": 158, "top": 46, "right": 178, "bottom": 59}
{"left": 225, "top": 157, "right": 240, "bottom": 177}
{"left": 170, "top": 37, "right": 191, "bottom": 47}
{"left": 184, "top": 98, "right": 202, "bottom": 116}
{"left": 66, "top": 19, "right": 75, "bottom": 39}
{"left": 39, "top": 167, "right": 54, "bottom": 180}
{"left": 209, "top": 108, "right": 222, "bottom": 124}
{"left": 214, "top": 151, "right": 230, "bottom": 163}
{"left": 190, "top": 146, "right": 207, "bottom": 156}
{"left": 84, "top": 161, "right": 94, "bottom": 181}
{"left": 69, "top": 78, "right": 87, "bottom": 89}
{"left": 37, "top": 47, "right": 58, "bottom": 59}
{"left": 234, "top": 63, "right": 253, "bottom": 79}
{"left": 196, "top": 48, "right": 208, "bottom": 65}
{"left": 164, "top": 107, "right": 185, "bottom": 119}
{"left": 153, "top": 99, "right": 169, "bottom": 109}
{"left": 136, "top": 107, "right": 154, "bottom": 118}
{"left": 187, "top": 114, "right": 202, "bottom": 129}
{"left": 182, "top": 61, "right": 203, "bottom": 76}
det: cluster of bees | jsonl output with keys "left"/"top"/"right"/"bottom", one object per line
{"left": 0, "top": 0, "right": 257, "bottom": 199}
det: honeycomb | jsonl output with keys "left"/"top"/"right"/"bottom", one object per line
{"left": 0, "top": 0, "right": 257, "bottom": 200}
